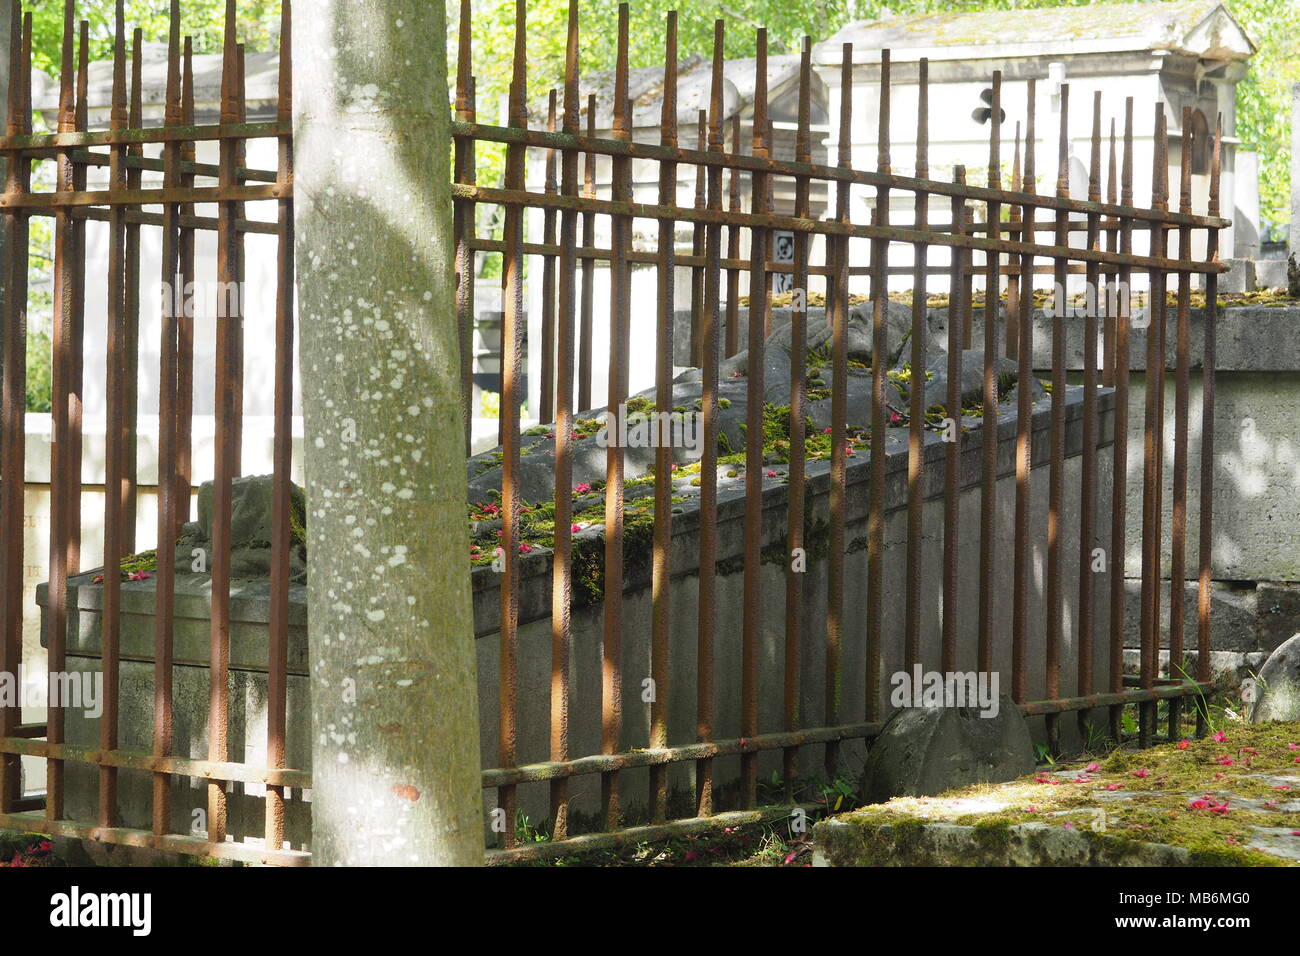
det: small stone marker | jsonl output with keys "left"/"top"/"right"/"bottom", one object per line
{"left": 1250, "top": 632, "right": 1300, "bottom": 723}
{"left": 862, "top": 694, "right": 1036, "bottom": 803}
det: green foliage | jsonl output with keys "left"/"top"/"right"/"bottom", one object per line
{"left": 25, "top": 327, "right": 51, "bottom": 412}
{"left": 26, "top": 0, "right": 281, "bottom": 75}
{"left": 450, "top": 0, "right": 1297, "bottom": 229}
{"left": 1230, "top": 0, "right": 1299, "bottom": 234}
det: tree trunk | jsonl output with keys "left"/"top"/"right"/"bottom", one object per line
{"left": 293, "top": 0, "right": 482, "bottom": 866}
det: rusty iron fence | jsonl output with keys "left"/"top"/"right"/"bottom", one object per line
{"left": 0, "top": 0, "right": 1227, "bottom": 867}
{"left": 0, "top": 0, "right": 302, "bottom": 865}
{"left": 455, "top": 0, "right": 1226, "bottom": 863}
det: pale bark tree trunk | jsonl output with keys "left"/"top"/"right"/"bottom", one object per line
{"left": 293, "top": 0, "right": 482, "bottom": 866}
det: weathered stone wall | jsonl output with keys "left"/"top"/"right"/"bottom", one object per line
{"left": 46, "top": 384, "right": 1114, "bottom": 841}
{"left": 467, "top": 387, "right": 1115, "bottom": 825}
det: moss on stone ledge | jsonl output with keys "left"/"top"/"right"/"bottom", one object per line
{"left": 828, "top": 722, "right": 1300, "bottom": 867}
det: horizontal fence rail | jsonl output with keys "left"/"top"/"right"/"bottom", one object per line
{"left": 455, "top": 0, "right": 1224, "bottom": 863}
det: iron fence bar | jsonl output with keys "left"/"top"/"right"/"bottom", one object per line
{"left": 783, "top": 35, "right": 813, "bottom": 791}
{"left": 455, "top": 0, "right": 475, "bottom": 454}
{"left": 496, "top": 0, "right": 528, "bottom": 849}
{"left": 600, "top": 1, "right": 632, "bottom": 833}
{"left": 724, "top": 115, "right": 742, "bottom": 359}
{"left": 451, "top": 184, "right": 1225, "bottom": 276}
{"left": 485, "top": 804, "right": 821, "bottom": 865}
{"left": 1102, "top": 120, "right": 1119, "bottom": 387}
{"left": 46, "top": 2, "right": 84, "bottom": 824}
{"left": 739, "top": 28, "right": 770, "bottom": 810}
{"left": 0, "top": 120, "right": 287, "bottom": 150}
{"left": 0, "top": 182, "right": 285, "bottom": 208}
{"left": 451, "top": 122, "right": 1232, "bottom": 231}
{"left": 174, "top": 38, "right": 196, "bottom": 534}
{"left": 1108, "top": 98, "right": 1136, "bottom": 742}
{"left": 545, "top": 0, "right": 580, "bottom": 846}
{"left": 977, "top": 70, "right": 1000, "bottom": 677}
{"left": 466, "top": 236, "right": 1140, "bottom": 277}
{"left": 578, "top": 94, "right": 596, "bottom": 413}
{"left": 0, "top": 737, "right": 310, "bottom": 787}
{"left": 98, "top": 0, "right": 129, "bottom": 831}
{"left": 207, "top": 1, "right": 247, "bottom": 845}
{"left": 1045, "top": 84, "right": 1070, "bottom": 756}
{"left": 866, "top": 49, "right": 890, "bottom": 725}
{"left": 265, "top": 0, "right": 295, "bottom": 856}
{"left": 1167, "top": 106, "right": 1196, "bottom": 740}
{"left": 1011, "top": 78, "right": 1037, "bottom": 705}
{"left": 825, "top": 41, "right": 852, "bottom": 781}
{"left": 1195, "top": 118, "right": 1222, "bottom": 737}
{"left": 485, "top": 722, "right": 886, "bottom": 787}
{"left": 0, "top": 2, "right": 30, "bottom": 816}
{"left": 941, "top": 165, "right": 966, "bottom": 675}
{"left": 689, "top": 117, "right": 705, "bottom": 365}
{"left": 903, "top": 58, "right": 929, "bottom": 675}
{"left": 62, "top": 204, "right": 280, "bottom": 234}
{"left": 0, "top": 811, "right": 310, "bottom": 865}
{"left": 150, "top": 0, "right": 183, "bottom": 840}
{"left": 649, "top": 11, "right": 677, "bottom": 825}
{"left": 122, "top": 29, "right": 141, "bottom": 552}
{"left": 60, "top": 146, "right": 279, "bottom": 182}
{"left": 538, "top": 90, "right": 558, "bottom": 424}
{"left": 1139, "top": 106, "right": 1169, "bottom": 747}
{"left": 694, "top": 19, "right": 726, "bottom": 819}
{"left": 1077, "top": 92, "right": 1103, "bottom": 741}
{"left": 1006, "top": 125, "right": 1021, "bottom": 360}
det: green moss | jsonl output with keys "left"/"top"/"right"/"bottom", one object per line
{"left": 839, "top": 722, "right": 1300, "bottom": 867}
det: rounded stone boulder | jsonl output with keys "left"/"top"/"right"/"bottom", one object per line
{"left": 1249, "top": 632, "right": 1300, "bottom": 723}
{"left": 861, "top": 694, "right": 1037, "bottom": 804}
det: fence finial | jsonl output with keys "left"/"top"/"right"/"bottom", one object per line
{"left": 1056, "top": 83, "right": 1069, "bottom": 198}
{"left": 1121, "top": 98, "right": 1134, "bottom": 207}
{"left": 166, "top": 0, "right": 182, "bottom": 128}
{"left": 987, "top": 70, "right": 1000, "bottom": 189}
{"left": 661, "top": 11, "right": 677, "bottom": 147}
{"left": 1179, "top": 105, "right": 1193, "bottom": 214}
{"left": 75, "top": 19, "right": 88, "bottom": 131}
{"left": 752, "top": 28, "right": 768, "bottom": 156}
{"left": 57, "top": 0, "right": 74, "bottom": 133}
{"left": 915, "top": 57, "right": 928, "bottom": 179}
{"left": 4, "top": 0, "right": 20, "bottom": 138}
{"left": 1208, "top": 112, "right": 1221, "bottom": 221}
{"left": 110, "top": 0, "right": 127, "bottom": 130}
{"left": 507, "top": 0, "right": 527, "bottom": 129}
{"left": 708, "top": 20, "right": 723, "bottom": 151}
{"left": 562, "top": 0, "right": 579, "bottom": 132}
{"left": 278, "top": 0, "right": 292, "bottom": 122}
{"left": 613, "top": 2, "right": 629, "bottom": 141}
{"left": 456, "top": 0, "right": 472, "bottom": 117}
{"left": 1088, "top": 91, "right": 1102, "bottom": 205}
{"left": 877, "top": 48, "right": 890, "bottom": 173}
{"left": 796, "top": 36, "right": 811, "bottom": 164}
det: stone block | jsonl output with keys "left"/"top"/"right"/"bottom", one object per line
{"left": 861, "top": 694, "right": 1035, "bottom": 803}
{"left": 1253, "top": 257, "right": 1289, "bottom": 292}
{"left": 1219, "top": 258, "right": 1255, "bottom": 294}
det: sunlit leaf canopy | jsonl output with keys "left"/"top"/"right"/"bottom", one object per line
{"left": 18, "top": 0, "right": 1297, "bottom": 230}
{"left": 447, "top": 0, "right": 1296, "bottom": 234}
